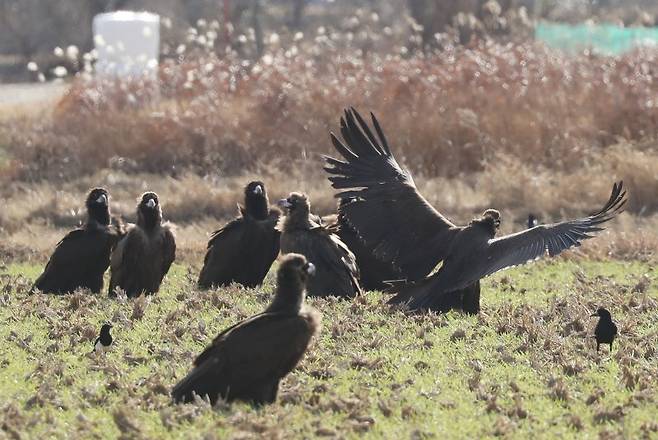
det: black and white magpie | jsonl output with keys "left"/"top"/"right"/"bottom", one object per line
{"left": 92, "top": 323, "right": 113, "bottom": 353}
{"left": 591, "top": 307, "right": 617, "bottom": 352}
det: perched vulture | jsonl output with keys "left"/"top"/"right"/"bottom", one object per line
{"left": 109, "top": 192, "right": 176, "bottom": 298}
{"left": 324, "top": 108, "right": 626, "bottom": 313}
{"left": 326, "top": 198, "right": 402, "bottom": 291}
{"left": 32, "top": 188, "right": 122, "bottom": 294}
{"left": 198, "top": 181, "right": 280, "bottom": 289}
{"left": 277, "top": 192, "right": 362, "bottom": 298}
{"left": 172, "top": 253, "right": 321, "bottom": 405}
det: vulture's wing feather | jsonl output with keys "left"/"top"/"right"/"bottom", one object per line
{"left": 291, "top": 227, "right": 361, "bottom": 297}
{"left": 197, "top": 219, "right": 245, "bottom": 287}
{"left": 324, "top": 108, "right": 459, "bottom": 280}
{"left": 161, "top": 225, "right": 176, "bottom": 277}
{"left": 190, "top": 313, "right": 313, "bottom": 383}
{"left": 34, "top": 226, "right": 120, "bottom": 293}
{"left": 481, "top": 182, "right": 626, "bottom": 279}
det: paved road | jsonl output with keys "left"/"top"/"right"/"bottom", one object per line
{"left": 0, "top": 82, "right": 68, "bottom": 107}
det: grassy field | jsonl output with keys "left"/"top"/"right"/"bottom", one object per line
{"left": 0, "top": 258, "right": 656, "bottom": 439}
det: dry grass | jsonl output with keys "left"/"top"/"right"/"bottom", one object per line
{"left": 0, "top": 40, "right": 656, "bottom": 262}
{"left": 1, "top": 41, "right": 656, "bottom": 184}
{"left": 0, "top": 163, "right": 655, "bottom": 265}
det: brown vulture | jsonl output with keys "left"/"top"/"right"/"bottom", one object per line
{"left": 277, "top": 192, "right": 362, "bottom": 298}
{"left": 172, "top": 253, "right": 321, "bottom": 405}
{"left": 324, "top": 108, "right": 627, "bottom": 313}
{"left": 32, "top": 188, "right": 123, "bottom": 294}
{"left": 326, "top": 197, "right": 402, "bottom": 291}
{"left": 109, "top": 192, "right": 176, "bottom": 298}
{"left": 198, "top": 181, "right": 280, "bottom": 289}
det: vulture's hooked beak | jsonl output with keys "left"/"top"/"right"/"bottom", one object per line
{"left": 277, "top": 198, "right": 292, "bottom": 209}
{"left": 253, "top": 185, "right": 263, "bottom": 195}
{"left": 146, "top": 199, "right": 156, "bottom": 209}
{"left": 96, "top": 194, "right": 108, "bottom": 205}
{"left": 305, "top": 262, "right": 316, "bottom": 276}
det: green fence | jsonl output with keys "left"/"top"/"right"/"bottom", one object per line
{"left": 536, "top": 22, "right": 658, "bottom": 55}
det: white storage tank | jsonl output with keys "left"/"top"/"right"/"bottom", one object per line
{"left": 93, "top": 11, "right": 160, "bottom": 78}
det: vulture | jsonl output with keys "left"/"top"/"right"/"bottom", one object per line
{"left": 591, "top": 307, "right": 617, "bottom": 352}
{"left": 327, "top": 197, "right": 402, "bottom": 291}
{"left": 172, "top": 253, "right": 321, "bottom": 405}
{"left": 32, "top": 188, "right": 122, "bottom": 294}
{"left": 109, "top": 192, "right": 176, "bottom": 298}
{"left": 277, "top": 192, "right": 362, "bottom": 298}
{"left": 324, "top": 108, "right": 627, "bottom": 313}
{"left": 198, "top": 181, "right": 280, "bottom": 289}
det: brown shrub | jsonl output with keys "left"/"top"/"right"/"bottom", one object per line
{"left": 2, "top": 41, "right": 656, "bottom": 185}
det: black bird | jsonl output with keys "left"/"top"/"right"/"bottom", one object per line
{"left": 278, "top": 192, "right": 362, "bottom": 298}
{"left": 591, "top": 307, "right": 617, "bottom": 352}
{"left": 109, "top": 192, "right": 176, "bottom": 298}
{"left": 327, "top": 197, "right": 402, "bottom": 291}
{"left": 172, "top": 253, "right": 321, "bottom": 405}
{"left": 198, "top": 181, "right": 280, "bottom": 289}
{"left": 528, "top": 214, "right": 539, "bottom": 229}
{"left": 324, "top": 108, "right": 627, "bottom": 313}
{"left": 92, "top": 323, "right": 113, "bottom": 353}
{"left": 33, "top": 188, "right": 123, "bottom": 294}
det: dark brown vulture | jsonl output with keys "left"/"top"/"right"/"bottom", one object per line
{"left": 324, "top": 108, "right": 626, "bottom": 313}
{"left": 277, "top": 192, "right": 362, "bottom": 298}
{"left": 109, "top": 192, "right": 176, "bottom": 298}
{"left": 198, "top": 181, "right": 280, "bottom": 289}
{"left": 32, "top": 188, "right": 122, "bottom": 294}
{"left": 172, "top": 253, "right": 321, "bottom": 405}
{"left": 326, "top": 197, "right": 402, "bottom": 291}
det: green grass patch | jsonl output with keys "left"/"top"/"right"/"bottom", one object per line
{"left": 0, "top": 259, "right": 656, "bottom": 438}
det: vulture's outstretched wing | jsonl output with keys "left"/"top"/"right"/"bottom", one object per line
{"left": 324, "top": 108, "right": 459, "bottom": 280}
{"left": 480, "top": 182, "right": 626, "bottom": 279}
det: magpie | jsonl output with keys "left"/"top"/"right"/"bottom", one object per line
{"left": 590, "top": 308, "right": 617, "bottom": 352}
{"left": 93, "top": 323, "right": 113, "bottom": 353}
{"left": 527, "top": 214, "right": 538, "bottom": 229}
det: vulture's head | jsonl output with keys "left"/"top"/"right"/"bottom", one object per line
{"left": 590, "top": 307, "right": 612, "bottom": 320}
{"left": 278, "top": 192, "right": 310, "bottom": 219}
{"left": 86, "top": 188, "right": 111, "bottom": 225}
{"left": 244, "top": 180, "right": 269, "bottom": 220}
{"left": 137, "top": 192, "right": 162, "bottom": 229}
{"left": 472, "top": 209, "right": 501, "bottom": 237}
{"left": 274, "top": 253, "right": 315, "bottom": 310}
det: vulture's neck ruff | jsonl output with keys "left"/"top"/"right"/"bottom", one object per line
{"left": 244, "top": 189, "right": 269, "bottom": 220}
{"left": 88, "top": 203, "right": 111, "bottom": 227}
{"left": 86, "top": 190, "right": 111, "bottom": 226}
{"left": 137, "top": 198, "right": 162, "bottom": 231}
{"left": 282, "top": 197, "right": 313, "bottom": 231}
{"left": 267, "top": 257, "right": 312, "bottom": 314}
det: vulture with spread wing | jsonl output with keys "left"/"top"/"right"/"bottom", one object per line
{"left": 326, "top": 197, "right": 402, "bottom": 291}
{"left": 278, "top": 192, "right": 362, "bottom": 298}
{"left": 324, "top": 108, "right": 626, "bottom": 313}
{"left": 172, "top": 253, "right": 321, "bottom": 405}
{"left": 198, "top": 181, "right": 280, "bottom": 289}
{"left": 32, "top": 188, "right": 123, "bottom": 294}
{"left": 109, "top": 192, "right": 176, "bottom": 298}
